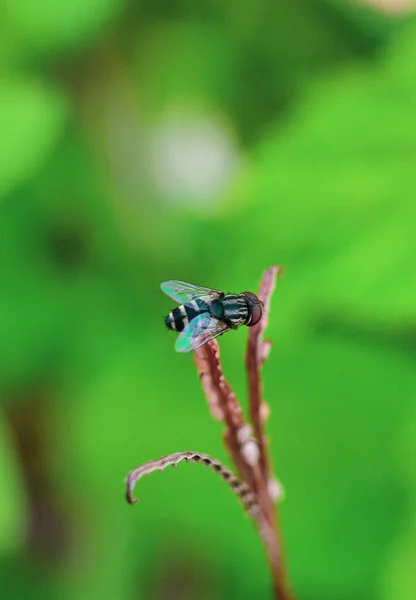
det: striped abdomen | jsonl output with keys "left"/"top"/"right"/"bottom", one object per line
{"left": 165, "top": 298, "right": 209, "bottom": 332}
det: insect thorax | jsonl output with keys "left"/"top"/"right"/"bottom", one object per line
{"left": 212, "top": 294, "right": 249, "bottom": 328}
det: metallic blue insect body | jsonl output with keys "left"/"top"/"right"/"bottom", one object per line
{"left": 161, "top": 280, "right": 263, "bottom": 353}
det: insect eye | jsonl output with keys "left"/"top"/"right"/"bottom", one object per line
{"left": 248, "top": 303, "right": 262, "bottom": 326}
{"left": 242, "top": 292, "right": 263, "bottom": 327}
{"left": 242, "top": 292, "right": 260, "bottom": 304}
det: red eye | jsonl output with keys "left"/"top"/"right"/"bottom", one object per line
{"left": 248, "top": 303, "right": 262, "bottom": 326}
{"left": 243, "top": 292, "right": 259, "bottom": 303}
{"left": 242, "top": 292, "right": 263, "bottom": 326}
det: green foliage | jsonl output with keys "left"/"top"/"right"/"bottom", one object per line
{"left": 2, "top": 0, "right": 125, "bottom": 57}
{"left": 0, "top": 2, "right": 415, "bottom": 600}
{"left": 0, "top": 77, "right": 67, "bottom": 200}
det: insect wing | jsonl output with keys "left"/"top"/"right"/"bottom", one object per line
{"left": 161, "top": 280, "right": 222, "bottom": 305}
{"left": 175, "top": 313, "right": 230, "bottom": 353}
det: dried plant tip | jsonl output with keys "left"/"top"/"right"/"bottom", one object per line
{"left": 257, "top": 265, "right": 281, "bottom": 350}
{"left": 125, "top": 451, "right": 260, "bottom": 518}
{"left": 246, "top": 265, "right": 281, "bottom": 371}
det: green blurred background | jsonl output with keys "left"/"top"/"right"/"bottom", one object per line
{"left": 1, "top": 1, "right": 415, "bottom": 599}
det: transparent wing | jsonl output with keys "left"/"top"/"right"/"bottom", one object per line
{"left": 175, "top": 313, "right": 230, "bottom": 353}
{"left": 161, "top": 280, "right": 222, "bottom": 305}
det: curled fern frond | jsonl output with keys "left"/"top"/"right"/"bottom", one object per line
{"left": 125, "top": 451, "right": 259, "bottom": 518}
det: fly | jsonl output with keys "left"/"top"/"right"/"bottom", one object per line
{"left": 161, "top": 280, "right": 263, "bottom": 353}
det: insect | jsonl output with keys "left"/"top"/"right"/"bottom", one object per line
{"left": 161, "top": 280, "right": 263, "bottom": 352}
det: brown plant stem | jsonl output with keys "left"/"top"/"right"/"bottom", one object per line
{"left": 194, "top": 338, "right": 292, "bottom": 597}
{"left": 125, "top": 266, "right": 294, "bottom": 600}
{"left": 245, "top": 266, "right": 291, "bottom": 599}
{"left": 194, "top": 341, "right": 255, "bottom": 489}
{"left": 246, "top": 265, "right": 282, "bottom": 479}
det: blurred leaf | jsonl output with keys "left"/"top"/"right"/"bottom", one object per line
{"left": 214, "top": 21, "right": 416, "bottom": 325}
{"left": 132, "top": 22, "right": 237, "bottom": 118}
{"left": 2, "top": 0, "right": 125, "bottom": 58}
{"left": 131, "top": 0, "right": 394, "bottom": 144}
{"left": 0, "top": 77, "right": 67, "bottom": 201}
{"left": 323, "top": 0, "right": 407, "bottom": 38}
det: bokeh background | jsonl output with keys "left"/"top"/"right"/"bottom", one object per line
{"left": 1, "top": 1, "right": 416, "bottom": 599}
